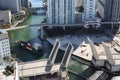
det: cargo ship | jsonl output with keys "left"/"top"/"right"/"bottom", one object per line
{"left": 15, "top": 40, "right": 43, "bottom": 54}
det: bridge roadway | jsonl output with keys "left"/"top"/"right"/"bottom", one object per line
{"left": 29, "top": 7, "right": 46, "bottom": 13}
{"left": 40, "top": 21, "right": 120, "bottom": 27}
{"left": 18, "top": 59, "right": 48, "bottom": 70}
{"left": 29, "top": 7, "right": 46, "bottom": 10}
{"left": 18, "top": 59, "right": 61, "bottom": 77}
{"left": 25, "top": 21, "right": 120, "bottom": 28}
{"left": 18, "top": 40, "right": 73, "bottom": 78}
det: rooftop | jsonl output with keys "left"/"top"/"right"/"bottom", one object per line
{"left": 104, "top": 41, "right": 119, "bottom": 54}
{"left": 95, "top": 44, "right": 105, "bottom": 55}
{"left": 73, "top": 42, "right": 92, "bottom": 61}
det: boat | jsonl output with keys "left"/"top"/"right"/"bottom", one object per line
{"left": 15, "top": 40, "right": 43, "bottom": 54}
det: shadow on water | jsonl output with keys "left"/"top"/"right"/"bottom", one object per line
{"left": 44, "top": 40, "right": 65, "bottom": 63}
{"left": 11, "top": 46, "right": 44, "bottom": 62}
{"left": 44, "top": 25, "right": 119, "bottom": 44}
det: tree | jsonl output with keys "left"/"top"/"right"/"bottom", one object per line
{"left": 22, "top": 7, "right": 31, "bottom": 17}
{"left": 3, "top": 64, "right": 15, "bottom": 76}
{"left": 4, "top": 56, "right": 11, "bottom": 62}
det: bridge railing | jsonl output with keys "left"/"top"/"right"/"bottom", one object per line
{"left": 18, "top": 59, "right": 48, "bottom": 65}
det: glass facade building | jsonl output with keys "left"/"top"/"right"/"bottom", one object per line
{"left": 47, "top": 0, "right": 75, "bottom": 24}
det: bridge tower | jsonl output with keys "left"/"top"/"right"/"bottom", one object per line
{"left": 39, "top": 26, "right": 44, "bottom": 39}
{"left": 102, "top": 42, "right": 115, "bottom": 65}
{"left": 60, "top": 43, "right": 74, "bottom": 80}
{"left": 48, "top": 39, "right": 61, "bottom": 65}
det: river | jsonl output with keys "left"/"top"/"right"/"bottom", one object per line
{"left": 7, "top": 0, "right": 90, "bottom": 80}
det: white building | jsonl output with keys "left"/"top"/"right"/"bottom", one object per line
{"left": 47, "top": 0, "right": 75, "bottom": 24}
{"left": 0, "top": 10, "right": 12, "bottom": 25}
{"left": 0, "top": 0, "right": 21, "bottom": 13}
{"left": 0, "top": 29, "right": 11, "bottom": 65}
{"left": 82, "top": 0, "right": 98, "bottom": 21}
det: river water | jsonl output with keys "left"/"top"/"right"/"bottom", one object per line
{"left": 7, "top": 0, "right": 90, "bottom": 80}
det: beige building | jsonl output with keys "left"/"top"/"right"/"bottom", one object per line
{"left": 0, "top": 10, "right": 11, "bottom": 25}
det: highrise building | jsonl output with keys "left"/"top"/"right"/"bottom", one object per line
{"left": 0, "top": 29, "right": 11, "bottom": 65}
{"left": 82, "top": 0, "right": 98, "bottom": 21}
{"left": 97, "top": 0, "right": 105, "bottom": 19}
{"left": 0, "top": 0, "right": 21, "bottom": 13}
{"left": 104, "top": 0, "right": 120, "bottom": 22}
{"left": 47, "top": 0, "right": 75, "bottom": 24}
{"left": 75, "top": 0, "right": 83, "bottom": 8}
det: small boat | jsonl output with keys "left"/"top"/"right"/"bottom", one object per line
{"left": 15, "top": 40, "right": 43, "bottom": 54}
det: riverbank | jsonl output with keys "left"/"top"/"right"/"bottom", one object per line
{"left": 3, "top": 18, "right": 27, "bottom": 31}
